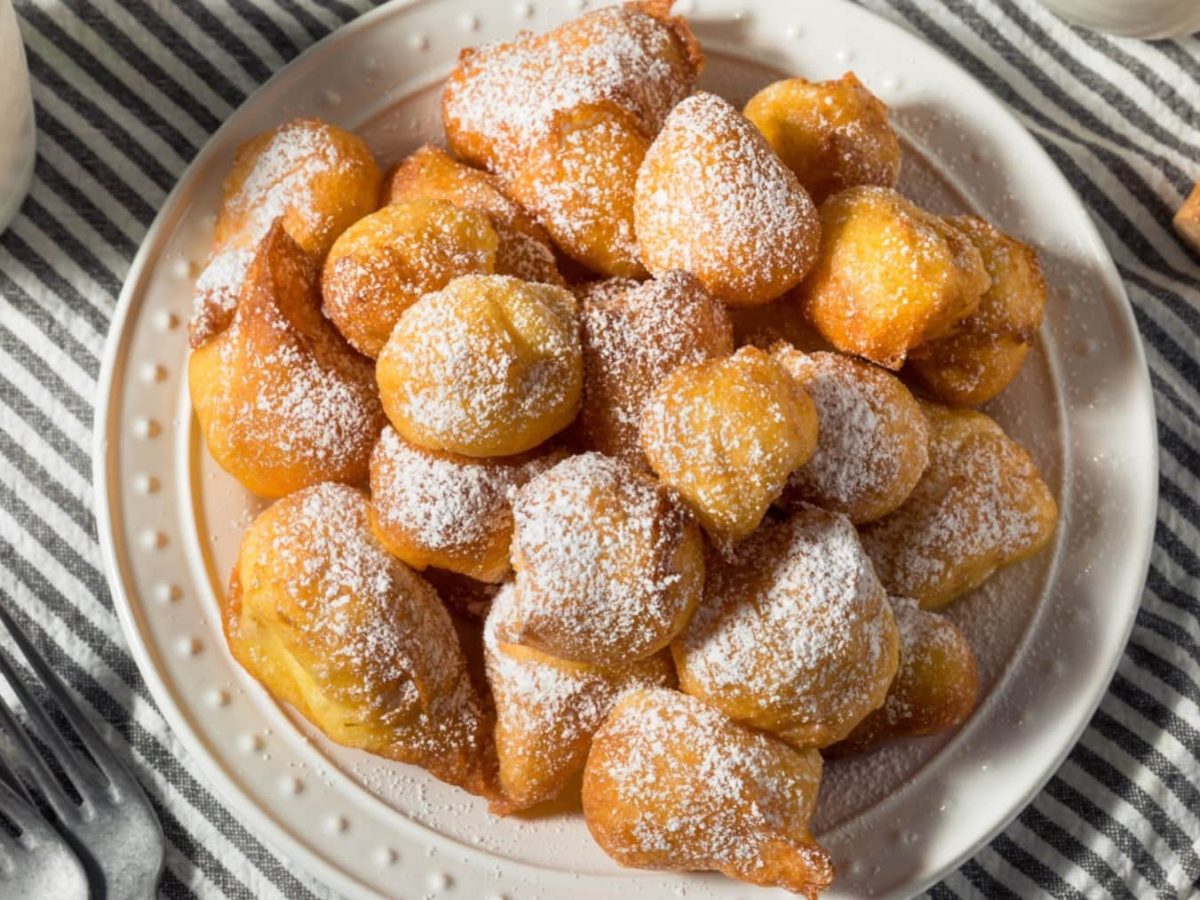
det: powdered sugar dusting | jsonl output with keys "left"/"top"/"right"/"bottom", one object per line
{"left": 256, "top": 485, "right": 428, "bottom": 710}
{"left": 507, "top": 452, "right": 701, "bottom": 664}
{"left": 224, "top": 119, "right": 361, "bottom": 246}
{"left": 575, "top": 270, "right": 733, "bottom": 460}
{"left": 676, "top": 507, "right": 896, "bottom": 744}
{"left": 193, "top": 119, "right": 378, "bottom": 347}
{"left": 443, "top": 4, "right": 698, "bottom": 174}
{"left": 513, "top": 112, "right": 645, "bottom": 271}
{"left": 190, "top": 248, "right": 254, "bottom": 347}
{"left": 639, "top": 346, "right": 816, "bottom": 549}
{"left": 199, "top": 232, "right": 384, "bottom": 486}
{"left": 586, "top": 688, "right": 831, "bottom": 889}
{"left": 492, "top": 222, "right": 562, "bottom": 284}
{"left": 773, "top": 347, "right": 929, "bottom": 523}
{"left": 385, "top": 144, "right": 563, "bottom": 286}
{"left": 239, "top": 343, "right": 379, "bottom": 471}
{"left": 635, "top": 92, "right": 819, "bottom": 302}
{"left": 859, "top": 404, "right": 1056, "bottom": 605}
{"left": 377, "top": 274, "right": 581, "bottom": 456}
{"left": 370, "top": 426, "right": 560, "bottom": 579}
{"left": 485, "top": 584, "right": 673, "bottom": 806}
{"left": 235, "top": 484, "right": 486, "bottom": 774}
{"left": 322, "top": 201, "right": 498, "bottom": 357}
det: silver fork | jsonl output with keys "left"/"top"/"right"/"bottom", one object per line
{"left": 0, "top": 602, "right": 164, "bottom": 898}
{"left": 0, "top": 752, "right": 88, "bottom": 899}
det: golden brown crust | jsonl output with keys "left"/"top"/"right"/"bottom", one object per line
{"left": 582, "top": 688, "right": 834, "bottom": 897}
{"left": 572, "top": 271, "right": 733, "bottom": 463}
{"left": 384, "top": 145, "right": 564, "bottom": 286}
{"left": 907, "top": 216, "right": 1047, "bottom": 406}
{"left": 441, "top": 3, "right": 702, "bottom": 276}
{"left": 375, "top": 274, "right": 583, "bottom": 457}
{"left": 188, "top": 223, "right": 385, "bottom": 498}
{"left": 743, "top": 73, "right": 901, "bottom": 204}
{"left": 772, "top": 347, "right": 929, "bottom": 523}
{"left": 369, "top": 426, "right": 565, "bottom": 582}
{"left": 442, "top": 3, "right": 702, "bottom": 171}
{"left": 182, "top": 10, "right": 1073, "bottom": 889}
{"left": 321, "top": 200, "right": 498, "bottom": 357}
{"left": 729, "top": 293, "right": 832, "bottom": 352}
{"left": 635, "top": 93, "right": 821, "bottom": 306}
{"left": 225, "top": 483, "right": 496, "bottom": 796}
{"left": 859, "top": 402, "right": 1058, "bottom": 608}
{"left": 485, "top": 585, "right": 675, "bottom": 813}
{"left": 673, "top": 507, "right": 899, "bottom": 749}
{"left": 629, "top": 1, "right": 705, "bottom": 76}
{"left": 796, "top": 186, "right": 990, "bottom": 369}
{"left": 830, "top": 596, "right": 978, "bottom": 755}
{"left": 191, "top": 118, "right": 381, "bottom": 348}
{"left": 504, "top": 102, "right": 650, "bottom": 277}
{"left": 640, "top": 346, "right": 819, "bottom": 551}
{"left": 504, "top": 453, "right": 704, "bottom": 667}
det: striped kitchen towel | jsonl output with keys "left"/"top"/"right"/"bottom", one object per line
{"left": 0, "top": 1, "right": 1197, "bottom": 897}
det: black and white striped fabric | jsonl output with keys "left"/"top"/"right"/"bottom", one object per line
{"left": 0, "top": 1, "right": 1196, "bottom": 897}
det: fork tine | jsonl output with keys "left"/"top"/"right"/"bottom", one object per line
{"left": 0, "top": 772, "right": 48, "bottom": 841}
{"left": 0, "top": 739, "right": 33, "bottom": 808}
{"left": 0, "top": 812, "right": 20, "bottom": 866}
{"left": 0, "top": 649, "right": 106, "bottom": 801}
{"left": 0, "top": 831, "right": 16, "bottom": 871}
{"left": 0, "top": 605, "right": 119, "bottom": 789}
{"left": 0, "top": 688, "right": 77, "bottom": 822}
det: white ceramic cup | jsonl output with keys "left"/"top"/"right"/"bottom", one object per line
{"left": 0, "top": 0, "right": 36, "bottom": 234}
{"left": 1038, "top": 0, "right": 1200, "bottom": 39}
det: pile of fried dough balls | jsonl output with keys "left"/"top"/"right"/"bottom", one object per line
{"left": 187, "top": 2, "right": 1058, "bottom": 895}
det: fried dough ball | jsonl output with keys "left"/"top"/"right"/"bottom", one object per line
{"left": 796, "top": 186, "right": 990, "bottom": 369}
{"left": 583, "top": 688, "right": 833, "bottom": 898}
{"left": 504, "top": 453, "right": 704, "bottom": 667}
{"left": 384, "top": 144, "right": 563, "bottom": 286}
{"left": 743, "top": 73, "right": 901, "bottom": 204}
{"left": 907, "top": 216, "right": 1047, "bottom": 406}
{"left": 376, "top": 274, "right": 582, "bottom": 457}
{"left": 860, "top": 402, "right": 1058, "bottom": 609}
{"left": 442, "top": 2, "right": 702, "bottom": 276}
{"left": 189, "top": 223, "right": 385, "bottom": 498}
{"left": 673, "top": 507, "right": 899, "bottom": 749}
{"left": 322, "top": 200, "right": 498, "bottom": 357}
{"left": 225, "top": 483, "right": 494, "bottom": 795}
{"left": 772, "top": 346, "right": 929, "bottom": 523}
{"left": 635, "top": 92, "right": 821, "bottom": 306}
{"left": 369, "top": 426, "right": 565, "bottom": 583}
{"left": 485, "top": 585, "right": 675, "bottom": 813}
{"left": 574, "top": 271, "right": 733, "bottom": 462}
{"left": 505, "top": 104, "right": 650, "bottom": 278}
{"left": 639, "top": 347, "right": 819, "bottom": 551}
{"left": 190, "top": 118, "right": 381, "bottom": 347}
{"left": 442, "top": 2, "right": 700, "bottom": 175}
{"left": 832, "top": 597, "right": 979, "bottom": 755}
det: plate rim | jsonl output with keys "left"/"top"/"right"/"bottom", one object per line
{"left": 91, "top": 1, "right": 1160, "bottom": 898}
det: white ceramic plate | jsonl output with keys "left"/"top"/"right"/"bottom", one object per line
{"left": 93, "top": 1, "right": 1158, "bottom": 897}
